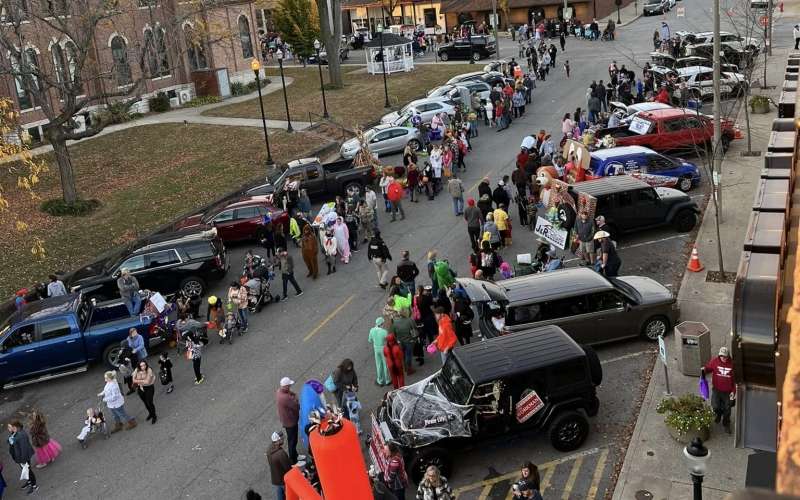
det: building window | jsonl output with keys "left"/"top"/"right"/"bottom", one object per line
{"left": 13, "top": 48, "right": 39, "bottom": 110}
{"left": 52, "top": 41, "right": 80, "bottom": 95}
{"left": 423, "top": 8, "right": 436, "bottom": 28}
{"left": 110, "top": 36, "right": 132, "bottom": 86}
{"left": 184, "top": 25, "right": 207, "bottom": 71}
{"left": 144, "top": 29, "right": 157, "bottom": 76}
{"left": 238, "top": 15, "right": 254, "bottom": 59}
{"left": 255, "top": 8, "right": 272, "bottom": 32}
{"left": 144, "top": 28, "right": 169, "bottom": 78}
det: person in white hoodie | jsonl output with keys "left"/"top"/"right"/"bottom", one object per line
{"left": 429, "top": 146, "right": 443, "bottom": 195}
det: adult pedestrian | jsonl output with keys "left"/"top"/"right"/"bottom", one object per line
{"left": 477, "top": 176, "right": 492, "bottom": 200}
{"left": 391, "top": 308, "right": 417, "bottom": 374}
{"left": 367, "top": 231, "right": 393, "bottom": 289}
{"left": 597, "top": 79, "right": 608, "bottom": 111}
{"left": 384, "top": 334, "right": 405, "bottom": 389}
{"left": 117, "top": 268, "right": 140, "bottom": 316}
{"left": 559, "top": 31, "right": 565, "bottom": 51}
{"left": 588, "top": 91, "right": 601, "bottom": 124}
{"left": 333, "top": 217, "right": 351, "bottom": 264}
{"left": 494, "top": 204, "right": 510, "bottom": 247}
{"left": 574, "top": 210, "right": 596, "bottom": 265}
{"left": 132, "top": 360, "right": 157, "bottom": 424}
{"left": 300, "top": 225, "right": 319, "bottom": 279}
{"left": 384, "top": 442, "right": 409, "bottom": 500}
{"left": 279, "top": 248, "right": 303, "bottom": 301}
{"left": 396, "top": 250, "right": 420, "bottom": 294}
{"left": 433, "top": 307, "right": 457, "bottom": 365}
{"left": 364, "top": 185, "right": 379, "bottom": 230}
{"left": 795, "top": 25, "right": 800, "bottom": 50}
{"left": 453, "top": 292, "right": 474, "bottom": 345}
{"left": 448, "top": 176, "right": 465, "bottom": 216}
{"left": 126, "top": 327, "right": 147, "bottom": 362}
{"left": 387, "top": 177, "right": 406, "bottom": 221}
{"left": 511, "top": 462, "right": 542, "bottom": 500}
{"left": 187, "top": 332, "right": 205, "bottom": 385}
{"left": 332, "top": 358, "right": 359, "bottom": 408}
{"left": 464, "top": 198, "right": 483, "bottom": 252}
{"left": 368, "top": 317, "right": 390, "bottom": 386}
{"left": 482, "top": 213, "right": 501, "bottom": 250}
{"left": 659, "top": 22, "right": 670, "bottom": 43}
{"left": 267, "top": 431, "right": 292, "bottom": 500}
{"left": 46, "top": 274, "right": 66, "bottom": 297}
{"left": 594, "top": 230, "right": 621, "bottom": 277}
{"left": 357, "top": 200, "right": 375, "bottom": 243}
{"left": 28, "top": 411, "right": 60, "bottom": 469}
{"left": 236, "top": 280, "right": 250, "bottom": 330}
{"left": 426, "top": 250, "right": 439, "bottom": 296}
{"left": 492, "top": 182, "right": 510, "bottom": 213}
{"left": 276, "top": 377, "right": 300, "bottom": 463}
{"left": 298, "top": 189, "right": 311, "bottom": 215}
{"left": 98, "top": 371, "right": 137, "bottom": 432}
{"left": 6, "top": 421, "right": 37, "bottom": 494}
{"left": 702, "top": 347, "right": 735, "bottom": 433}
{"left": 416, "top": 465, "right": 454, "bottom": 500}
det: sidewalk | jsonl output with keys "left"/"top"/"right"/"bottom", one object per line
{"left": 611, "top": 48, "right": 791, "bottom": 500}
{"left": 14, "top": 77, "right": 308, "bottom": 161}
{"left": 598, "top": 0, "right": 643, "bottom": 27}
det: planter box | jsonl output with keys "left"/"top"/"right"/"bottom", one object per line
{"left": 668, "top": 425, "right": 711, "bottom": 444}
{"left": 751, "top": 102, "right": 771, "bottom": 114}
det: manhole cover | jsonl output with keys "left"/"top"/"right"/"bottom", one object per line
{"left": 635, "top": 491, "right": 654, "bottom": 500}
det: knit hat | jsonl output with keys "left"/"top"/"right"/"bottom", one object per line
{"left": 467, "top": 198, "right": 476, "bottom": 206}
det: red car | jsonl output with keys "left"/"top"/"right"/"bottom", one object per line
{"left": 596, "top": 108, "right": 739, "bottom": 154}
{"left": 174, "top": 196, "right": 288, "bottom": 242}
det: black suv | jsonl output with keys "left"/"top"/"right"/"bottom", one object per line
{"left": 368, "top": 325, "right": 601, "bottom": 483}
{"left": 62, "top": 229, "right": 228, "bottom": 299}
{"left": 572, "top": 176, "right": 700, "bottom": 236}
{"left": 438, "top": 36, "right": 496, "bottom": 62}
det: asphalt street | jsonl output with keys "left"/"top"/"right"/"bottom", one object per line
{"left": 0, "top": 1, "right": 775, "bottom": 498}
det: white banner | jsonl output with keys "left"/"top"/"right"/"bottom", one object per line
{"left": 534, "top": 216, "right": 569, "bottom": 250}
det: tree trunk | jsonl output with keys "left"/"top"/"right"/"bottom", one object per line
{"left": 317, "top": 0, "right": 343, "bottom": 88}
{"left": 46, "top": 127, "right": 78, "bottom": 204}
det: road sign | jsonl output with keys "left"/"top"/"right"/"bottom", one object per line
{"left": 658, "top": 336, "right": 667, "bottom": 364}
{"left": 759, "top": 15, "right": 769, "bottom": 27}
{"left": 676, "top": 6, "right": 685, "bottom": 16}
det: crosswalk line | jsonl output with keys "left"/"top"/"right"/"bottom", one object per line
{"left": 587, "top": 448, "right": 610, "bottom": 499}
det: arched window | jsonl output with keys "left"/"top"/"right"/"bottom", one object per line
{"left": 144, "top": 28, "right": 170, "bottom": 78}
{"left": 110, "top": 36, "right": 131, "bottom": 86}
{"left": 155, "top": 28, "right": 170, "bottom": 76}
{"left": 144, "top": 29, "right": 157, "bottom": 76}
{"left": 51, "top": 43, "right": 67, "bottom": 87}
{"left": 238, "top": 15, "right": 253, "bottom": 59}
{"left": 64, "top": 41, "right": 79, "bottom": 85}
{"left": 184, "top": 25, "right": 207, "bottom": 71}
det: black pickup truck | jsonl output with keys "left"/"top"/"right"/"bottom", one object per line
{"left": 245, "top": 157, "right": 375, "bottom": 200}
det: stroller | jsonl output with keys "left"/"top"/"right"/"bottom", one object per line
{"left": 244, "top": 266, "right": 276, "bottom": 313}
{"left": 77, "top": 403, "right": 110, "bottom": 448}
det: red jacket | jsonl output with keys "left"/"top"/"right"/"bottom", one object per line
{"left": 384, "top": 334, "right": 404, "bottom": 374}
{"left": 435, "top": 315, "right": 458, "bottom": 353}
{"left": 655, "top": 88, "right": 670, "bottom": 104}
{"left": 704, "top": 356, "right": 735, "bottom": 393}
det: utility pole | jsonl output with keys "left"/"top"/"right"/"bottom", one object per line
{"left": 712, "top": 0, "right": 725, "bottom": 275}
{"left": 492, "top": 0, "right": 498, "bottom": 42}
{"left": 767, "top": 0, "right": 773, "bottom": 56}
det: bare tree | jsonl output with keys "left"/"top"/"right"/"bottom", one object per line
{"left": 381, "top": 0, "right": 401, "bottom": 25}
{"left": 314, "top": 0, "right": 343, "bottom": 88}
{"left": 0, "top": 0, "right": 236, "bottom": 205}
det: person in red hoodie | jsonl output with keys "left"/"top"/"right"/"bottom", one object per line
{"left": 383, "top": 334, "right": 405, "bottom": 389}
{"left": 434, "top": 307, "right": 457, "bottom": 365}
{"left": 701, "top": 346, "right": 735, "bottom": 433}
{"left": 654, "top": 85, "right": 671, "bottom": 104}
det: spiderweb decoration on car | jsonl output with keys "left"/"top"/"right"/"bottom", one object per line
{"left": 386, "top": 374, "right": 473, "bottom": 447}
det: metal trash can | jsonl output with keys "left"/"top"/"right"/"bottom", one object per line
{"left": 674, "top": 321, "right": 711, "bottom": 376}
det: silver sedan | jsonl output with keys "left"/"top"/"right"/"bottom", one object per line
{"left": 340, "top": 124, "right": 422, "bottom": 160}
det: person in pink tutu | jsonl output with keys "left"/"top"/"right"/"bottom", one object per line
{"left": 28, "top": 411, "right": 61, "bottom": 469}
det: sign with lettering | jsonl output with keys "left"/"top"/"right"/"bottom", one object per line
{"left": 516, "top": 390, "right": 545, "bottom": 423}
{"left": 534, "top": 216, "right": 569, "bottom": 249}
{"left": 628, "top": 116, "right": 653, "bottom": 135}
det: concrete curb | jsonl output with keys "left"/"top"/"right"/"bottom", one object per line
{"left": 617, "top": 13, "right": 644, "bottom": 28}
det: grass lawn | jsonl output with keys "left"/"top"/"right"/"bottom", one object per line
{"left": 203, "top": 64, "right": 476, "bottom": 128}
{"left": 0, "top": 123, "right": 326, "bottom": 297}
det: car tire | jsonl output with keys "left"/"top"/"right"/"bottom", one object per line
{"left": 345, "top": 182, "right": 363, "bottom": 198}
{"left": 583, "top": 345, "right": 603, "bottom": 386}
{"left": 678, "top": 175, "right": 693, "bottom": 192}
{"left": 641, "top": 315, "right": 670, "bottom": 341}
{"left": 180, "top": 277, "right": 205, "bottom": 297}
{"left": 439, "top": 52, "right": 449, "bottom": 61}
{"left": 103, "top": 342, "right": 124, "bottom": 370}
{"left": 549, "top": 410, "right": 590, "bottom": 452}
{"left": 673, "top": 208, "right": 697, "bottom": 232}
{"left": 409, "top": 447, "right": 452, "bottom": 484}
{"left": 408, "top": 139, "right": 422, "bottom": 151}
{"left": 472, "top": 52, "right": 481, "bottom": 62}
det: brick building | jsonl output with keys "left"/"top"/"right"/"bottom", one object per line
{"left": 0, "top": 0, "right": 269, "bottom": 141}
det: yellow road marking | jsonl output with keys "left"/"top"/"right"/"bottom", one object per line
{"left": 540, "top": 465, "right": 555, "bottom": 494}
{"left": 560, "top": 456, "right": 583, "bottom": 500}
{"left": 452, "top": 447, "right": 600, "bottom": 495}
{"left": 587, "top": 448, "right": 609, "bottom": 499}
{"left": 467, "top": 169, "right": 494, "bottom": 193}
{"left": 478, "top": 484, "right": 493, "bottom": 499}
{"left": 302, "top": 295, "right": 355, "bottom": 342}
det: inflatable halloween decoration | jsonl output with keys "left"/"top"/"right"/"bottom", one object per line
{"left": 299, "top": 380, "right": 327, "bottom": 448}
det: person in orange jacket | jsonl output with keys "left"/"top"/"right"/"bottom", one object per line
{"left": 383, "top": 334, "right": 405, "bottom": 389}
{"left": 434, "top": 307, "right": 457, "bottom": 365}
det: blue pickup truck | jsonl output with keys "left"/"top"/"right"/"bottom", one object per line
{"left": 0, "top": 293, "right": 156, "bottom": 390}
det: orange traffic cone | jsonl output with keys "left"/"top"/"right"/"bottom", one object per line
{"left": 687, "top": 245, "right": 704, "bottom": 272}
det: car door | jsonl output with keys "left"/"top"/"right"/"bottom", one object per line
{"left": 642, "top": 153, "right": 679, "bottom": 187}
{"left": 369, "top": 129, "right": 394, "bottom": 156}
{"left": 385, "top": 129, "right": 411, "bottom": 154}
{"left": 694, "top": 70, "right": 715, "bottom": 97}
{"left": 658, "top": 117, "right": 687, "bottom": 150}
{"left": 233, "top": 206, "right": 264, "bottom": 242}
{"left": 143, "top": 249, "right": 184, "bottom": 292}
{"left": 303, "top": 165, "right": 325, "bottom": 195}
{"left": 0, "top": 324, "right": 47, "bottom": 382}
{"left": 607, "top": 190, "right": 640, "bottom": 230}
{"left": 210, "top": 209, "right": 237, "bottom": 241}
{"left": 507, "top": 296, "right": 594, "bottom": 344}
{"left": 583, "top": 291, "right": 633, "bottom": 341}
{"left": 681, "top": 116, "right": 709, "bottom": 147}
{"left": 421, "top": 103, "right": 442, "bottom": 122}
{"left": 632, "top": 187, "right": 666, "bottom": 227}
{"left": 453, "top": 40, "right": 470, "bottom": 59}
{"left": 37, "top": 317, "right": 86, "bottom": 371}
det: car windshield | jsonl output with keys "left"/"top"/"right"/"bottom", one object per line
{"left": 398, "top": 103, "right": 417, "bottom": 115}
{"left": 436, "top": 356, "right": 474, "bottom": 405}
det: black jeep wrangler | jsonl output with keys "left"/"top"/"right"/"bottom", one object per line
{"left": 367, "top": 325, "right": 602, "bottom": 483}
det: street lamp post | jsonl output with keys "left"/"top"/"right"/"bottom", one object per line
{"left": 313, "top": 39, "right": 330, "bottom": 119}
{"left": 377, "top": 24, "right": 390, "bottom": 108}
{"left": 276, "top": 49, "right": 293, "bottom": 132}
{"left": 683, "top": 438, "right": 710, "bottom": 500}
{"left": 250, "top": 59, "right": 274, "bottom": 167}
{"left": 468, "top": 32, "right": 475, "bottom": 64}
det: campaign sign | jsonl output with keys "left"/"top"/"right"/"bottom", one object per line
{"left": 516, "top": 390, "right": 545, "bottom": 423}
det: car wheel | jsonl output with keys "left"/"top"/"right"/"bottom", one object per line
{"left": 678, "top": 175, "right": 693, "bottom": 192}
{"left": 439, "top": 52, "right": 449, "bottom": 61}
{"left": 673, "top": 208, "right": 697, "bottom": 232}
{"left": 180, "top": 277, "right": 205, "bottom": 297}
{"left": 345, "top": 182, "right": 363, "bottom": 198}
{"left": 641, "top": 315, "right": 670, "bottom": 341}
{"left": 410, "top": 448, "right": 452, "bottom": 484}
{"left": 408, "top": 139, "right": 422, "bottom": 151}
{"left": 472, "top": 52, "right": 481, "bottom": 62}
{"left": 103, "top": 342, "right": 124, "bottom": 370}
{"left": 549, "top": 411, "right": 589, "bottom": 452}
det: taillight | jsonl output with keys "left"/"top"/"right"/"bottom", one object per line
{"left": 215, "top": 255, "right": 224, "bottom": 268}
